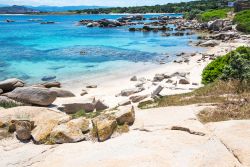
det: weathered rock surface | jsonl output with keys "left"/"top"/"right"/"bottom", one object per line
{"left": 0, "top": 106, "right": 70, "bottom": 143}
{"left": 92, "top": 114, "right": 117, "bottom": 142}
{"left": 121, "top": 87, "right": 144, "bottom": 96}
{"left": 94, "top": 100, "right": 109, "bottom": 111}
{"left": 58, "top": 102, "right": 95, "bottom": 114}
{"left": 14, "top": 120, "right": 33, "bottom": 141}
{"left": 0, "top": 89, "right": 3, "bottom": 94}
{"left": 207, "top": 120, "right": 250, "bottom": 166}
{"left": 50, "top": 87, "right": 75, "bottom": 98}
{"left": 4, "top": 87, "right": 57, "bottom": 106}
{"left": 0, "top": 78, "right": 24, "bottom": 92}
{"left": 41, "top": 81, "right": 61, "bottom": 88}
{"left": 199, "top": 40, "right": 219, "bottom": 47}
{"left": 0, "top": 105, "right": 243, "bottom": 167}
{"left": 50, "top": 119, "right": 87, "bottom": 144}
{"left": 129, "top": 94, "right": 149, "bottom": 103}
{"left": 115, "top": 106, "right": 135, "bottom": 125}
{"left": 151, "top": 85, "right": 164, "bottom": 98}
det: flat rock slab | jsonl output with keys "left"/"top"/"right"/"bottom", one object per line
{"left": 207, "top": 120, "right": 250, "bottom": 166}
{"left": 0, "top": 105, "right": 243, "bottom": 167}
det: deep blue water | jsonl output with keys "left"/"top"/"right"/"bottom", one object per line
{"left": 0, "top": 14, "right": 202, "bottom": 83}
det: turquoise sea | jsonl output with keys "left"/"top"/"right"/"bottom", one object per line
{"left": 0, "top": 14, "right": 202, "bottom": 83}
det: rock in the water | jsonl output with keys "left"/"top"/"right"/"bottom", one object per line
{"left": 115, "top": 106, "right": 135, "bottom": 125}
{"left": 92, "top": 114, "right": 117, "bottom": 142}
{"left": 0, "top": 78, "right": 25, "bottom": 92}
{"left": 199, "top": 40, "right": 219, "bottom": 47}
{"left": 129, "top": 94, "right": 149, "bottom": 103}
{"left": 50, "top": 118, "right": 88, "bottom": 144}
{"left": 41, "top": 81, "right": 61, "bottom": 88}
{"left": 121, "top": 87, "right": 144, "bottom": 96}
{"left": 179, "top": 79, "right": 190, "bottom": 85}
{"left": 130, "top": 76, "right": 137, "bottom": 81}
{"left": 4, "top": 87, "right": 57, "bottom": 106}
{"left": 50, "top": 87, "right": 75, "bottom": 98}
{"left": 86, "top": 85, "right": 97, "bottom": 88}
{"left": 41, "top": 76, "right": 56, "bottom": 81}
{"left": 151, "top": 85, "right": 164, "bottom": 98}
{"left": 94, "top": 100, "right": 109, "bottom": 111}
{"left": 14, "top": 120, "right": 34, "bottom": 141}
{"left": 58, "top": 102, "right": 95, "bottom": 114}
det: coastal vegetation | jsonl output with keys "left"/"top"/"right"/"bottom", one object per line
{"left": 234, "top": 9, "right": 250, "bottom": 33}
{"left": 73, "top": 0, "right": 232, "bottom": 14}
{"left": 139, "top": 47, "right": 250, "bottom": 123}
{"left": 202, "top": 46, "right": 250, "bottom": 85}
{"left": 199, "top": 8, "right": 231, "bottom": 22}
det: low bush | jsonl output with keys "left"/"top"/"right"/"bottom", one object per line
{"left": 202, "top": 46, "right": 250, "bottom": 85}
{"left": 199, "top": 8, "right": 231, "bottom": 22}
{"left": 234, "top": 10, "right": 250, "bottom": 33}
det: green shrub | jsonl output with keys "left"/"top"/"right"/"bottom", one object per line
{"left": 221, "top": 47, "right": 250, "bottom": 82}
{"left": 199, "top": 8, "right": 231, "bottom": 22}
{"left": 202, "top": 46, "right": 250, "bottom": 84}
{"left": 233, "top": 10, "right": 250, "bottom": 33}
{"left": 202, "top": 54, "right": 230, "bottom": 84}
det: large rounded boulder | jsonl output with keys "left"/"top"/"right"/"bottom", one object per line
{"left": 4, "top": 87, "right": 57, "bottom": 106}
{"left": 0, "top": 78, "right": 24, "bottom": 92}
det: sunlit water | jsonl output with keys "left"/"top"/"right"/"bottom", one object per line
{"left": 0, "top": 14, "right": 203, "bottom": 83}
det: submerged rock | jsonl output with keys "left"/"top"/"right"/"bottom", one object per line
{"left": 41, "top": 76, "right": 56, "bottom": 82}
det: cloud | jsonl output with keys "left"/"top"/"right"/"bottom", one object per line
{"left": 0, "top": 0, "right": 191, "bottom": 7}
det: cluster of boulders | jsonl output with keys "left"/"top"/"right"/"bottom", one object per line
{"left": 0, "top": 105, "right": 135, "bottom": 143}
{"left": 0, "top": 78, "right": 76, "bottom": 107}
{"left": 79, "top": 19, "right": 136, "bottom": 28}
{"left": 129, "top": 25, "right": 172, "bottom": 32}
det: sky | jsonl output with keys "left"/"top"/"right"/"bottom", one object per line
{"left": 0, "top": 0, "right": 191, "bottom": 7}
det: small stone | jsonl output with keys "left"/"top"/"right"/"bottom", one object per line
{"left": 179, "top": 79, "right": 190, "bottom": 85}
{"left": 130, "top": 76, "right": 137, "bottom": 81}
{"left": 86, "top": 85, "right": 97, "bottom": 88}
{"left": 130, "top": 95, "right": 149, "bottom": 103}
{"left": 80, "top": 90, "right": 88, "bottom": 96}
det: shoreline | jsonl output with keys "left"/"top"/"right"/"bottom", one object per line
{"left": 55, "top": 37, "right": 249, "bottom": 108}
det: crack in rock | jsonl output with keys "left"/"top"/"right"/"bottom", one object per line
{"left": 171, "top": 126, "right": 206, "bottom": 136}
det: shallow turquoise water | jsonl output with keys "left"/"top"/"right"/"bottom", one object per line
{"left": 0, "top": 14, "right": 202, "bottom": 83}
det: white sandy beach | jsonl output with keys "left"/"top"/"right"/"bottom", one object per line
{"left": 55, "top": 38, "right": 249, "bottom": 108}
